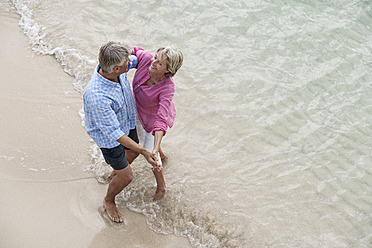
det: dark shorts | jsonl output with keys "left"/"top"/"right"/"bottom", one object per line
{"left": 100, "top": 128, "right": 139, "bottom": 170}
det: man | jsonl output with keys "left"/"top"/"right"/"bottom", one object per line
{"left": 83, "top": 41, "right": 160, "bottom": 223}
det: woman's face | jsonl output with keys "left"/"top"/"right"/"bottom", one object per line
{"left": 150, "top": 52, "right": 169, "bottom": 76}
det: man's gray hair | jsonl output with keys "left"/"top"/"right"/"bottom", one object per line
{"left": 157, "top": 47, "right": 183, "bottom": 78}
{"left": 99, "top": 41, "right": 132, "bottom": 74}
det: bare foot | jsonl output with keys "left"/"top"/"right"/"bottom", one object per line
{"left": 153, "top": 188, "right": 167, "bottom": 201}
{"left": 103, "top": 199, "right": 123, "bottom": 223}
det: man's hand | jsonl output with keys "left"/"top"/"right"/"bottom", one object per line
{"left": 116, "top": 135, "right": 162, "bottom": 171}
{"left": 152, "top": 150, "right": 163, "bottom": 172}
{"left": 141, "top": 149, "right": 162, "bottom": 171}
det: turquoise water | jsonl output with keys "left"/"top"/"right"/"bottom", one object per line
{"left": 3, "top": 0, "right": 372, "bottom": 247}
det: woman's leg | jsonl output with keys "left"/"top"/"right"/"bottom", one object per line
{"left": 152, "top": 169, "right": 166, "bottom": 201}
{"left": 142, "top": 130, "right": 166, "bottom": 200}
{"left": 159, "top": 146, "right": 167, "bottom": 161}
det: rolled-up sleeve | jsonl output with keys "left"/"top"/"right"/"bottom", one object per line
{"left": 152, "top": 83, "right": 175, "bottom": 135}
{"left": 128, "top": 55, "right": 138, "bottom": 70}
{"left": 132, "top": 46, "right": 145, "bottom": 57}
{"left": 132, "top": 46, "right": 153, "bottom": 66}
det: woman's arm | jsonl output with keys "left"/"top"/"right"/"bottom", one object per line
{"left": 152, "top": 81, "right": 175, "bottom": 135}
{"left": 153, "top": 130, "right": 165, "bottom": 155}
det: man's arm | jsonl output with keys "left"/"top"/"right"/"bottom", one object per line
{"left": 116, "top": 135, "right": 160, "bottom": 169}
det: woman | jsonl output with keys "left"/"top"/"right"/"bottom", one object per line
{"left": 132, "top": 46, "right": 183, "bottom": 201}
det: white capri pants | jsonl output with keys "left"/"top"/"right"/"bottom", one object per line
{"left": 136, "top": 117, "right": 162, "bottom": 168}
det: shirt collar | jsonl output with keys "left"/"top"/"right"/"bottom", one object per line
{"left": 95, "top": 65, "right": 121, "bottom": 87}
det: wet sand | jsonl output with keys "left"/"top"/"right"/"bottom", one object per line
{"left": 0, "top": 10, "right": 190, "bottom": 248}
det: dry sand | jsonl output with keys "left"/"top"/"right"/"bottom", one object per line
{"left": 0, "top": 10, "right": 190, "bottom": 248}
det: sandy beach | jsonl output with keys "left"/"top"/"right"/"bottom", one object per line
{"left": 0, "top": 10, "right": 190, "bottom": 248}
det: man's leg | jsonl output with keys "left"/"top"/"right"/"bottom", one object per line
{"left": 108, "top": 150, "right": 139, "bottom": 180}
{"left": 103, "top": 165, "right": 133, "bottom": 223}
{"left": 125, "top": 127, "right": 140, "bottom": 164}
{"left": 108, "top": 128, "right": 140, "bottom": 180}
{"left": 125, "top": 149, "right": 139, "bottom": 164}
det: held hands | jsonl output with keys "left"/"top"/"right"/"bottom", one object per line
{"left": 152, "top": 151, "right": 163, "bottom": 172}
{"left": 142, "top": 149, "right": 163, "bottom": 172}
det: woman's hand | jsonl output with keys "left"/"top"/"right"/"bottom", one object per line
{"left": 152, "top": 150, "right": 163, "bottom": 172}
{"left": 152, "top": 130, "right": 164, "bottom": 172}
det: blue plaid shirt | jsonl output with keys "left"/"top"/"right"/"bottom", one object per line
{"left": 83, "top": 55, "right": 138, "bottom": 148}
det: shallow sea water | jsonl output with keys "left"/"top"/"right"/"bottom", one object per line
{"left": 2, "top": 0, "right": 372, "bottom": 247}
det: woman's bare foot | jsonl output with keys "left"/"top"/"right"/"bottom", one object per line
{"left": 152, "top": 166, "right": 166, "bottom": 201}
{"left": 103, "top": 199, "right": 123, "bottom": 223}
{"left": 153, "top": 188, "right": 167, "bottom": 201}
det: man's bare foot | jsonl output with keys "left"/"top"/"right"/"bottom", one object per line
{"left": 153, "top": 188, "right": 167, "bottom": 201}
{"left": 103, "top": 199, "right": 123, "bottom": 223}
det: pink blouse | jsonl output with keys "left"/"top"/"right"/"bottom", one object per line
{"left": 131, "top": 46, "right": 176, "bottom": 135}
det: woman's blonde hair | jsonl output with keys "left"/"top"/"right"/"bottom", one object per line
{"left": 157, "top": 47, "right": 183, "bottom": 78}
